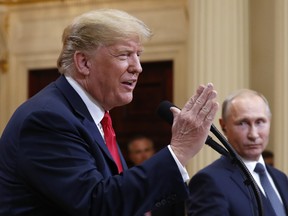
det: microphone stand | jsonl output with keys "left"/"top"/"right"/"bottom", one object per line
{"left": 209, "top": 124, "right": 263, "bottom": 216}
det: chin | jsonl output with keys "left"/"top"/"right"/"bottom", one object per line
{"left": 115, "top": 97, "right": 133, "bottom": 108}
{"left": 245, "top": 154, "right": 261, "bottom": 161}
{"left": 123, "top": 94, "right": 133, "bottom": 104}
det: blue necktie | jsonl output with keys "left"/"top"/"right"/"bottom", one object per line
{"left": 254, "top": 163, "right": 286, "bottom": 216}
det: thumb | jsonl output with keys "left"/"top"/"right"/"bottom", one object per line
{"left": 170, "top": 106, "right": 181, "bottom": 119}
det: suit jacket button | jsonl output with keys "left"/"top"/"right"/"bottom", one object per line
{"left": 155, "top": 202, "right": 161, "bottom": 208}
{"left": 161, "top": 199, "right": 167, "bottom": 206}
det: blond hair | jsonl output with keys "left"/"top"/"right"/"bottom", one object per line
{"left": 57, "top": 9, "right": 152, "bottom": 74}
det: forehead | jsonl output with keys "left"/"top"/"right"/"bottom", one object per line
{"left": 107, "top": 39, "right": 143, "bottom": 51}
{"left": 129, "top": 139, "right": 152, "bottom": 149}
{"left": 131, "top": 139, "right": 150, "bottom": 145}
{"left": 229, "top": 95, "right": 269, "bottom": 119}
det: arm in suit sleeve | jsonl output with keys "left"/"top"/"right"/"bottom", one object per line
{"left": 16, "top": 110, "right": 188, "bottom": 216}
{"left": 187, "top": 172, "right": 230, "bottom": 216}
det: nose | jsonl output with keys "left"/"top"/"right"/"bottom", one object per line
{"left": 128, "top": 54, "right": 142, "bottom": 74}
{"left": 247, "top": 125, "right": 259, "bottom": 141}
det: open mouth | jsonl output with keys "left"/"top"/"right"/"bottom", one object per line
{"left": 123, "top": 80, "right": 134, "bottom": 86}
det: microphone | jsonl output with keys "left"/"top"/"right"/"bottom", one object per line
{"left": 156, "top": 100, "right": 229, "bottom": 156}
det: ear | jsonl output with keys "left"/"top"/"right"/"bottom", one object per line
{"left": 74, "top": 51, "right": 90, "bottom": 76}
{"left": 219, "top": 118, "right": 226, "bottom": 134}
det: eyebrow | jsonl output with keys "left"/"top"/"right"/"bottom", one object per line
{"left": 107, "top": 42, "right": 144, "bottom": 52}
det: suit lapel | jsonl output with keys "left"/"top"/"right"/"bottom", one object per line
{"left": 230, "top": 165, "right": 255, "bottom": 201}
{"left": 225, "top": 157, "right": 281, "bottom": 216}
{"left": 266, "top": 165, "right": 288, "bottom": 213}
{"left": 54, "top": 75, "right": 126, "bottom": 173}
{"left": 221, "top": 157, "right": 259, "bottom": 212}
{"left": 226, "top": 158, "right": 274, "bottom": 216}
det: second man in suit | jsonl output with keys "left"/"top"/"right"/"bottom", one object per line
{"left": 187, "top": 89, "right": 288, "bottom": 216}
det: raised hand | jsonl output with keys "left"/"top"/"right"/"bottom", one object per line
{"left": 170, "top": 83, "right": 219, "bottom": 166}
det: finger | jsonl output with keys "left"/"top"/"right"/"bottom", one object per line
{"left": 203, "top": 101, "right": 219, "bottom": 127}
{"left": 182, "top": 85, "right": 205, "bottom": 112}
{"left": 170, "top": 106, "right": 181, "bottom": 117}
{"left": 190, "top": 83, "right": 214, "bottom": 114}
{"left": 198, "top": 90, "right": 217, "bottom": 117}
{"left": 170, "top": 106, "right": 181, "bottom": 125}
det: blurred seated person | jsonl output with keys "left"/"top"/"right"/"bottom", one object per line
{"left": 127, "top": 135, "right": 155, "bottom": 166}
{"left": 262, "top": 150, "right": 274, "bottom": 167}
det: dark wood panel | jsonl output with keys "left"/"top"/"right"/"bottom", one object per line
{"left": 29, "top": 68, "right": 60, "bottom": 97}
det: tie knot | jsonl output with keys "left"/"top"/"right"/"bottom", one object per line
{"left": 101, "top": 111, "right": 112, "bottom": 126}
{"left": 254, "top": 163, "right": 265, "bottom": 174}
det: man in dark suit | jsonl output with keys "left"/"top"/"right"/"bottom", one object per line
{"left": 0, "top": 9, "right": 219, "bottom": 216}
{"left": 187, "top": 89, "right": 288, "bottom": 216}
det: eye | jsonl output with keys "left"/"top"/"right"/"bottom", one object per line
{"left": 239, "top": 121, "right": 247, "bottom": 126}
{"left": 256, "top": 119, "right": 266, "bottom": 125}
{"left": 237, "top": 121, "right": 248, "bottom": 128}
{"left": 116, "top": 52, "right": 130, "bottom": 60}
{"left": 255, "top": 120, "right": 261, "bottom": 125}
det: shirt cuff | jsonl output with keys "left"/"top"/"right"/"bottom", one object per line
{"left": 168, "top": 145, "right": 190, "bottom": 182}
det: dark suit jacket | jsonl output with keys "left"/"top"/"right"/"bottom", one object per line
{"left": 151, "top": 201, "right": 185, "bottom": 216}
{"left": 0, "top": 75, "right": 188, "bottom": 216}
{"left": 187, "top": 156, "right": 288, "bottom": 216}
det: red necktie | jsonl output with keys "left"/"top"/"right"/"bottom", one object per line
{"left": 101, "top": 111, "right": 123, "bottom": 173}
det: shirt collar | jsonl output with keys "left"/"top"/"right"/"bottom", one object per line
{"left": 65, "top": 75, "right": 105, "bottom": 124}
{"left": 241, "top": 155, "right": 266, "bottom": 173}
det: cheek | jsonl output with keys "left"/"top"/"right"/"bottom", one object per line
{"left": 259, "top": 129, "right": 270, "bottom": 140}
{"left": 228, "top": 127, "right": 247, "bottom": 139}
{"left": 93, "top": 67, "right": 115, "bottom": 87}
{"left": 226, "top": 130, "right": 246, "bottom": 147}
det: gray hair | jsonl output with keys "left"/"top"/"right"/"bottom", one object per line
{"left": 57, "top": 9, "right": 152, "bottom": 74}
{"left": 221, "top": 89, "right": 271, "bottom": 121}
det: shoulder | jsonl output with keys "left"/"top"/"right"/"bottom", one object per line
{"left": 194, "top": 156, "right": 234, "bottom": 176}
{"left": 188, "top": 156, "right": 236, "bottom": 187}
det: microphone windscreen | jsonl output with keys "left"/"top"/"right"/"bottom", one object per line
{"left": 156, "top": 100, "right": 178, "bottom": 125}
